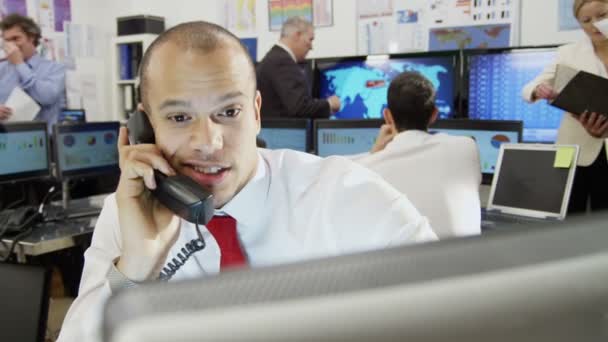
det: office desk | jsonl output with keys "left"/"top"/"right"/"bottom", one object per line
{"left": 0, "top": 217, "right": 96, "bottom": 263}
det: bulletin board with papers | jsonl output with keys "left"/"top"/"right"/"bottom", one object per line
{"left": 357, "top": 0, "right": 521, "bottom": 55}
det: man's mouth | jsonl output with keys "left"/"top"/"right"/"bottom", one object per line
{"left": 184, "top": 164, "right": 232, "bottom": 187}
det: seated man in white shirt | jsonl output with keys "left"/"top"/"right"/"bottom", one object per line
{"left": 57, "top": 22, "right": 436, "bottom": 341}
{"left": 354, "top": 72, "right": 481, "bottom": 239}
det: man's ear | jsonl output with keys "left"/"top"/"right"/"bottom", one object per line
{"left": 254, "top": 90, "right": 262, "bottom": 134}
{"left": 428, "top": 107, "right": 439, "bottom": 126}
{"left": 383, "top": 108, "right": 396, "bottom": 129}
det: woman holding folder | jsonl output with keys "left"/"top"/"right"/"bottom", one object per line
{"left": 523, "top": 0, "right": 608, "bottom": 213}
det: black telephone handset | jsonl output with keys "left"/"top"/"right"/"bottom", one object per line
{"left": 127, "top": 111, "right": 214, "bottom": 225}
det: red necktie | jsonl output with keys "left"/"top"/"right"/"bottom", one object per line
{"left": 206, "top": 215, "right": 247, "bottom": 271}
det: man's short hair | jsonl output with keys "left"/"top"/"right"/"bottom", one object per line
{"left": 138, "top": 21, "right": 256, "bottom": 112}
{"left": 387, "top": 71, "right": 437, "bottom": 132}
{"left": 280, "top": 16, "right": 313, "bottom": 38}
{"left": 0, "top": 14, "right": 42, "bottom": 46}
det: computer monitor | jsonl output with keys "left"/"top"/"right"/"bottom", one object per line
{"left": 0, "top": 122, "right": 51, "bottom": 185}
{"left": 53, "top": 121, "right": 120, "bottom": 180}
{"left": 258, "top": 118, "right": 310, "bottom": 152}
{"left": 429, "top": 119, "right": 523, "bottom": 184}
{"left": 103, "top": 214, "right": 608, "bottom": 342}
{"left": 0, "top": 263, "right": 50, "bottom": 342}
{"left": 314, "top": 119, "right": 383, "bottom": 157}
{"left": 316, "top": 51, "right": 458, "bottom": 120}
{"left": 58, "top": 108, "right": 86, "bottom": 123}
{"left": 465, "top": 46, "right": 562, "bottom": 143}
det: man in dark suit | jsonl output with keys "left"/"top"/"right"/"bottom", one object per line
{"left": 257, "top": 16, "right": 340, "bottom": 118}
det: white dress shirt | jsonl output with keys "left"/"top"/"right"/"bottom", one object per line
{"left": 57, "top": 148, "right": 436, "bottom": 342}
{"left": 354, "top": 130, "right": 482, "bottom": 239}
{"left": 522, "top": 38, "right": 608, "bottom": 166}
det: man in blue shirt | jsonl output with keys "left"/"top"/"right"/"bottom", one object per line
{"left": 0, "top": 14, "right": 66, "bottom": 128}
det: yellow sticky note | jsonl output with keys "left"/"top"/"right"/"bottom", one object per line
{"left": 554, "top": 147, "right": 575, "bottom": 168}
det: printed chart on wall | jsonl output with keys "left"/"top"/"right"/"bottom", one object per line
{"left": 223, "top": 0, "right": 256, "bottom": 35}
{"left": 0, "top": 0, "right": 27, "bottom": 20}
{"left": 358, "top": 0, "right": 520, "bottom": 55}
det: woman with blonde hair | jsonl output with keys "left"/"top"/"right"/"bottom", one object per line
{"left": 523, "top": 0, "right": 608, "bottom": 213}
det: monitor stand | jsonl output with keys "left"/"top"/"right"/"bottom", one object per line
{"left": 62, "top": 180, "right": 70, "bottom": 210}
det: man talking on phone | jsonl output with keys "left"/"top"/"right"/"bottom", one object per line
{"left": 57, "top": 21, "right": 436, "bottom": 341}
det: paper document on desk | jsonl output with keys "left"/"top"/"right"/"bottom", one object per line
{"left": 5, "top": 87, "right": 41, "bottom": 122}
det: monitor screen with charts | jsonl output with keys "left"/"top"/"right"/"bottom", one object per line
{"left": 488, "top": 144, "right": 578, "bottom": 220}
{"left": 54, "top": 122, "right": 120, "bottom": 179}
{"left": 429, "top": 119, "right": 522, "bottom": 184}
{"left": 466, "top": 47, "right": 562, "bottom": 143}
{"left": 316, "top": 52, "right": 457, "bottom": 120}
{"left": 314, "top": 119, "right": 382, "bottom": 157}
{"left": 258, "top": 118, "right": 310, "bottom": 152}
{"left": 0, "top": 122, "right": 51, "bottom": 185}
{"left": 59, "top": 109, "right": 86, "bottom": 123}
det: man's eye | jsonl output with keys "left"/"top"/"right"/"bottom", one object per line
{"left": 218, "top": 108, "right": 241, "bottom": 118}
{"left": 169, "top": 114, "right": 191, "bottom": 122}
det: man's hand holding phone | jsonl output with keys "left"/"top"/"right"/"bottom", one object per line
{"left": 115, "top": 126, "right": 180, "bottom": 282}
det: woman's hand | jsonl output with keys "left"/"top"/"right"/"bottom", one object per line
{"left": 576, "top": 111, "right": 608, "bottom": 138}
{"left": 533, "top": 83, "right": 558, "bottom": 101}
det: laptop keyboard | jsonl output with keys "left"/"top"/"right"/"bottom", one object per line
{"left": 482, "top": 211, "right": 551, "bottom": 230}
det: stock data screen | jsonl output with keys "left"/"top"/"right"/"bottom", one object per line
{"left": 468, "top": 49, "right": 562, "bottom": 142}
{"left": 318, "top": 56, "right": 455, "bottom": 120}
{"left": 429, "top": 129, "right": 520, "bottom": 174}
{"left": 56, "top": 128, "right": 118, "bottom": 173}
{"left": 258, "top": 128, "right": 308, "bottom": 152}
{"left": 0, "top": 130, "right": 48, "bottom": 176}
{"left": 316, "top": 127, "right": 379, "bottom": 157}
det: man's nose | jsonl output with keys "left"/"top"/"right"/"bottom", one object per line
{"left": 190, "top": 117, "right": 223, "bottom": 155}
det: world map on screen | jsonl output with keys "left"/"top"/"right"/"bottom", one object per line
{"left": 318, "top": 57, "right": 455, "bottom": 120}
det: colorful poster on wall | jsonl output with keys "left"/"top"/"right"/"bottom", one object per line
{"left": 429, "top": 23, "right": 510, "bottom": 51}
{"left": 53, "top": 0, "right": 71, "bottom": 32}
{"left": 268, "top": 0, "right": 313, "bottom": 31}
{"left": 224, "top": 0, "right": 256, "bottom": 34}
{"left": 0, "top": 0, "right": 27, "bottom": 19}
{"left": 558, "top": 0, "right": 579, "bottom": 31}
{"left": 313, "top": 0, "right": 333, "bottom": 27}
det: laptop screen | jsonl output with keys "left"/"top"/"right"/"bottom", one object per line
{"left": 491, "top": 146, "right": 576, "bottom": 216}
{"left": 0, "top": 264, "right": 50, "bottom": 342}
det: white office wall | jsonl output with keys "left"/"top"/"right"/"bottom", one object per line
{"left": 520, "top": 0, "right": 584, "bottom": 46}
{"left": 92, "top": 0, "right": 588, "bottom": 119}
{"left": 106, "top": 0, "right": 358, "bottom": 60}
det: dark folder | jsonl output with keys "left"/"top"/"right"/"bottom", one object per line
{"left": 550, "top": 65, "right": 608, "bottom": 116}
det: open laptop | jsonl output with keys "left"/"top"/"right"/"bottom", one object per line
{"left": 482, "top": 143, "right": 579, "bottom": 229}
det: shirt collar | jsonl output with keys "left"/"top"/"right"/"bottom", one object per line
{"left": 276, "top": 42, "right": 297, "bottom": 63}
{"left": 25, "top": 53, "right": 42, "bottom": 68}
{"left": 215, "top": 152, "right": 270, "bottom": 227}
{"left": 388, "top": 130, "right": 430, "bottom": 147}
